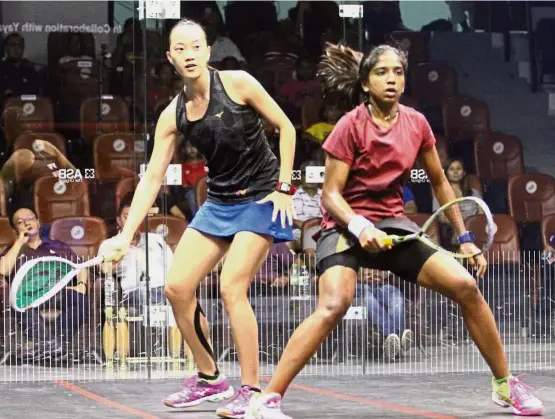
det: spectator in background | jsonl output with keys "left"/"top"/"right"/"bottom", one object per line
{"left": 291, "top": 160, "right": 322, "bottom": 254}
{"left": 402, "top": 185, "right": 417, "bottom": 214}
{"left": 58, "top": 33, "right": 93, "bottom": 65}
{"left": 0, "top": 33, "right": 41, "bottom": 101}
{"left": 0, "top": 207, "right": 88, "bottom": 360}
{"left": 290, "top": 1, "right": 341, "bottom": 58}
{"left": 303, "top": 102, "right": 342, "bottom": 146}
{"left": 200, "top": 7, "right": 247, "bottom": 67}
{"left": 433, "top": 159, "right": 482, "bottom": 249}
{"left": 0, "top": 140, "right": 77, "bottom": 208}
{"left": 147, "top": 62, "right": 175, "bottom": 110}
{"left": 264, "top": 20, "right": 303, "bottom": 63}
{"left": 278, "top": 56, "right": 320, "bottom": 123}
{"left": 179, "top": 139, "right": 207, "bottom": 218}
{"left": 256, "top": 242, "right": 296, "bottom": 288}
{"left": 361, "top": 270, "right": 412, "bottom": 361}
{"left": 98, "top": 194, "right": 173, "bottom": 317}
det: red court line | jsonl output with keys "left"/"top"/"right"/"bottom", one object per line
{"left": 261, "top": 377, "right": 459, "bottom": 419}
{"left": 53, "top": 380, "right": 161, "bottom": 419}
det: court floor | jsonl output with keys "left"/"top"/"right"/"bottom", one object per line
{"left": 1, "top": 372, "right": 553, "bottom": 418}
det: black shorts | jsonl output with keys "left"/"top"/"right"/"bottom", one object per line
{"left": 316, "top": 217, "right": 437, "bottom": 283}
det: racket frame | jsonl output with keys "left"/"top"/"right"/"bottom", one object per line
{"left": 381, "top": 197, "right": 496, "bottom": 259}
{"left": 10, "top": 255, "right": 103, "bottom": 312}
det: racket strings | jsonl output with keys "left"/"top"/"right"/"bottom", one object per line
{"left": 16, "top": 261, "right": 73, "bottom": 308}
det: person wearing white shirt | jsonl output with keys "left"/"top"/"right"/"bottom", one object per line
{"left": 98, "top": 195, "right": 173, "bottom": 316}
{"left": 292, "top": 160, "right": 323, "bottom": 253}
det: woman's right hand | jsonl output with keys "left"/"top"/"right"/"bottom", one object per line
{"left": 359, "top": 227, "right": 392, "bottom": 253}
{"left": 100, "top": 234, "right": 132, "bottom": 263}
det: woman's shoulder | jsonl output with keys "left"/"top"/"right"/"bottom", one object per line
{"left": 399, "top": 103, "right": 426, "bottom": 121}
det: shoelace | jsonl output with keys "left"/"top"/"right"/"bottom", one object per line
{"left": 510, "top": 375, "right": 535, "bottom": 401}
{"left": 181, "top": 375, "right": 199, "bottom": 392}
{"left": 227, "top": 387, "right": 253, "bottom": 407}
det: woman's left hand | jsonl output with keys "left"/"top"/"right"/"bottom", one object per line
{"left": 257, "top": 191, "right": 295, "bottom": 228}
{"left": 460, "top": 242, "right": 487, "bottom": 278}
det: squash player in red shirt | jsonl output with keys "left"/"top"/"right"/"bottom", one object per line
{"left": 247, "top": 44, "right": 544, "bottom": 418}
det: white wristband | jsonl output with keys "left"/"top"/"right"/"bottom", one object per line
{"left": 348, "top": 215, "right": 374, "bottom": 238}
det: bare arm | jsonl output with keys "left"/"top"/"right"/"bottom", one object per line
{"left": 120, "top": 102, "right": 178, "bottom": 243}
{"left": 421, "top": 146, "right": 466, "bottom": 236}
{"left": 234, "top": 71, "right": 296, "bottom": 184}
{"left": 0, "top": 238, "right": 26, "bottom": 277}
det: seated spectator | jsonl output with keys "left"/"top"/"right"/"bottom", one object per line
{"left": 402, "top": 185, "right": 417, "bottom": 214}
{"left": 147, "top": 62, "right": 174, "bottom": 110}
{"left": 361, "top": 271, "right": 412, "bottom": 361}
{"left": 200, "top": 7, "right": 247, "bottom": 68}
{"left": 433, "top": 159, "right": 482, "bottom": 249}
{"left": 0, "top": 140, "right": 76, "bottom": 206}
{"left": 257, "top": 242, "right": 296, "bottom": 288}
{"left": 264, "top": 20, "right": 303, "bottom": 63}
{"left": 0, "top": 207, "right": 88, "bottom": 360}
{"left": 179, "top": 140, "right": 207, "bottom": 218}
{"left": 98, "top": 194, "right": 173, "bottom": 317}
{"left": 278, "top": 56, "right": 320, "bottom": 122}
{"left": 291, "top": 160, "right": 322, "bottom": 254}
{"left": 0, "top": 33, "right": 41, "bottom": 102}
{"left": 58, "top": 33, "right": 93, "bottom": 65}
{"left": 303, "top": 102, "right": 342, "bottom": 146}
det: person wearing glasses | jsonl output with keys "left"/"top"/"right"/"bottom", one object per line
{"left": 0, "top": 207, "right": 88, "bottom": 362}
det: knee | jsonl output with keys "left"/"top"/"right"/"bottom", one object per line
{"left": 164, "top": 282, "right": 195, "bottom": 305}
{"left": 316, "top": 295, "right": 352, "bottom": 327}
{"left": 452, "top": 277, "right": 482, "bottom": 306}
{"left": 219, "top": 277, "right": 249, "bottom": 307}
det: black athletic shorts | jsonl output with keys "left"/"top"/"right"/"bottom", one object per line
{"left": 316, "top": 217, "right": 437, "bottom": 283}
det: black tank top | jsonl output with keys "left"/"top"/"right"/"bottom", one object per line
{"left": 176, "top": 70, "right": 279, "bottom": 204}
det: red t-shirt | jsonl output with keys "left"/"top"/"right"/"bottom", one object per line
{"left": 182, "top": 160, "right": 207, "bottom": 187}
{"left": 321, "top": 103, "right": 435, "bottom": 229}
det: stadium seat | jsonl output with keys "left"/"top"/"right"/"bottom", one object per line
{"left": 34, "top": 175, "right": 90, "bottom": 223}
{"left": 2, "top": 96, "right": 55, "bottom": 148}
{"left": 508, "top": 173, "right": 555, "bottom": 250}
{"left": 0, "top": 217, "right": 16, "bottom": 254}
{"left": 93, "top": 133, "right": 142, "bottom": 181}
{"left": 49, "top": 216, "right": 108, "bottom": 258}
{"left": 541, "top": 214, "right": 555, "bottom": 249}
{"left": 442, "top": 96, "right": 491, "bottom": 174}
{"left": 411, "top": 63, "right": 458, "bottom": 107}
{"left": 80, "top": 96, "right": 130, "bottom": 145}
{"left": 139, "top": 215, "right": 188, "bottom": 252}
{"left": 115, "top": 177, "right": 139, "bottom": 213}
{"left": 465, "top": 214, "right": 520, "bottom": 264}
{"left": 475, "top": 133, "right": 524, "bottom": 214}
{"left": 12, "top": 133, "right": 67, "bottom": 184}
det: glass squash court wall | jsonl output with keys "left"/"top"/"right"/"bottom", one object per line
{"left": 0, "top": 0, "right": 553, "bottom": 382}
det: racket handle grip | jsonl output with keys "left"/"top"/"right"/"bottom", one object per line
{"left": 380, "top": 236, "right": 398, "bottom": 246}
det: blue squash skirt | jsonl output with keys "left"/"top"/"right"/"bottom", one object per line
{"left": 188, "top": 200, "right": 294, "bottom": 243}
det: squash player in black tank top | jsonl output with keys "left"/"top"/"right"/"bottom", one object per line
{"left": 100, "top": 19, "right": 297, "bottom": 418}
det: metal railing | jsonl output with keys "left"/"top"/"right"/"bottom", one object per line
{"left": 0, "top": 252, "right": 553, "bottom": 382}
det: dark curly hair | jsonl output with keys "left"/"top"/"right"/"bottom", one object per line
{"left": 317, "top": 43, "right": 408, "bottom": 108}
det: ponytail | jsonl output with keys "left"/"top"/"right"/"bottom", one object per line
{"left": 317, "top": 43, "right": 364, "bottom": 108}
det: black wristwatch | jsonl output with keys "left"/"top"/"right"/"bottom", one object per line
{"left": 457, "top": 231, "right": 475, "bottom": 244}
{"left": 276, "top": 182, "right": 296, "bottom": 196}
